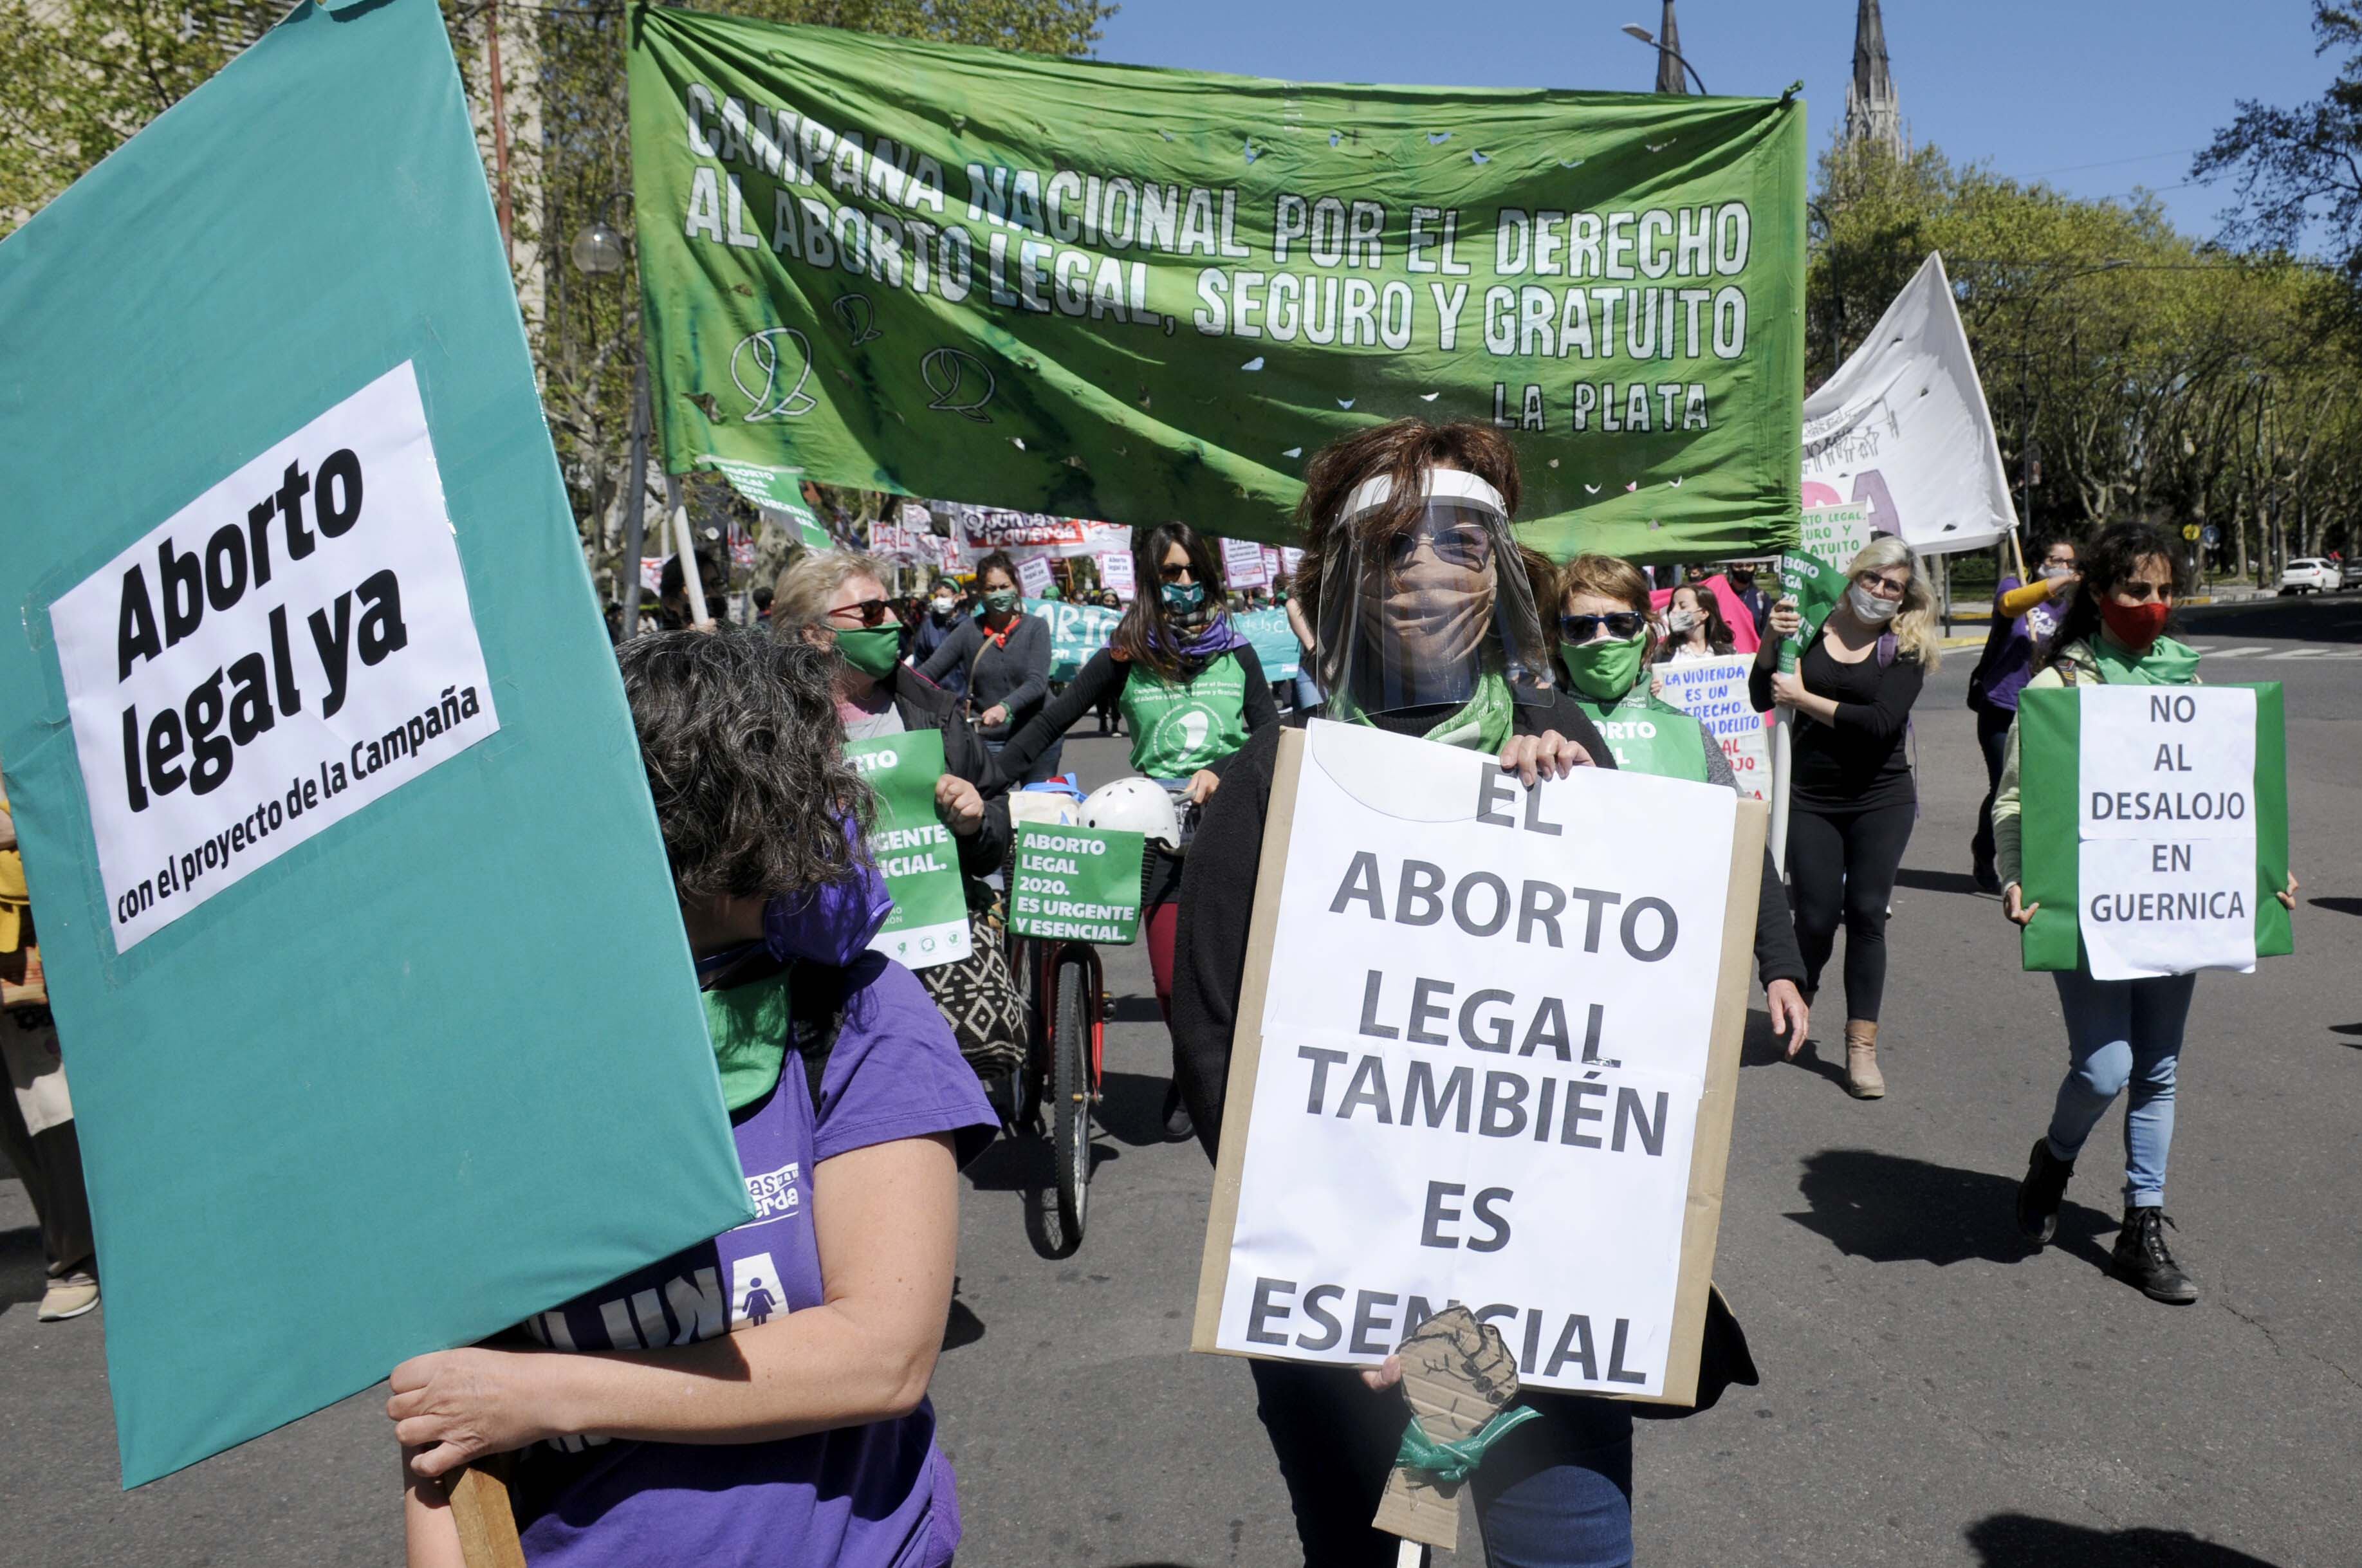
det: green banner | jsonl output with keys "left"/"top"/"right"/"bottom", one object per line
{"left": 627, "top": 10, "right": 1806, "bottom": 562}
{"left": 846, "top": 730, "right": 970, "bottom": 969}
{"left": 1011, "top": 824, "right": 1146, "bottom": 943}
{"left": 2016, "top": 683, "right": 2291, "bottom": 973}
{"left": 0, "top": 0, "right": 750, "bottom": 1484}
{"left": 694, "top": 454, "right": 833, "bottom": 546}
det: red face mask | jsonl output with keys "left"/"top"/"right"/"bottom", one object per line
{"left": 2098, "top": 596, "right": 2169, "bottom": 652}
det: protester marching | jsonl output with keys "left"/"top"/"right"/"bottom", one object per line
{"left": 0, "top": 4, "right": 2344, "bottom": 1568}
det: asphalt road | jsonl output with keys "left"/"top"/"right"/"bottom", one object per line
{"left": 6, "top": 591, "right": 2357, "bottom": 1567}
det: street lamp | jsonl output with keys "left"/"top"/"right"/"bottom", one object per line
{"left": 570, "top": 202, "right": 650, "bottom": 638}
{"left": 1619, "top": 23, "right": 1708, "bottom": 94}
{"left": 569, "top": 216, "right": 627, "bottom": 277}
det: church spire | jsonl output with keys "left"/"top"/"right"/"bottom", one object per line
{"left": 1845, "top": 0, "right": 1904, "bottom": 156}
{"left": 1655, "top": 1, "right": 1686, "bottom": 95}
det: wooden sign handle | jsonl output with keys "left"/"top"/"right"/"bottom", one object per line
{"left": 447, "top": 1460, "right": 528, "bottom": 1568}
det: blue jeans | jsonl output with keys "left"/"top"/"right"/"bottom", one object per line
{"left": 2045, "top": 967, "right": 2199, "bottom": 1209}
{"left": 1248, "top": 1358, "right": 1633, "bottom": 1567}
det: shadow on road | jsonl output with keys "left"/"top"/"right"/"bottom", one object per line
{"left": 1740, "top": 1008, "right": 1849, "bottom": 1091}
{"left": 2182, "top": 593, "right": 2362, "bottom": 643}
{"left": 1784, "top": 1148, "right": 2116, "bottom": 1271}
{"left": 1107, "top": 994, "right": 1165, "bottom": 1024}
{"left": 2330, "top": 1022, "right": 2362, "bottom": 1047}
{"left": 1096, "top": 1069, "right": 1178, "bottom": 1148}
{"left": 1965, "top": 1513, "right": 2283, "bottom": 1566}
{"left": 1896, "top": 865, "right": 1991, "bottom": 898}
{"left": 2310, "top": 896, "right": 2362, "bottom": 918}
{"left": 0, "top": 1222, "right": 43, "bottom": 1317}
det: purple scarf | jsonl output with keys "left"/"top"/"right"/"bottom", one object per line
{"left": 1165, "top": 612, "right": 1251, "bottom": 661}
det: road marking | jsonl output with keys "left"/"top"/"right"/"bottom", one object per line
{"left": 2199, "top": 645, "right": 2273, "bottom": 658}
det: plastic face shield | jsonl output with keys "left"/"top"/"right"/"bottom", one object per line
{"left": 1312, "top": 468, "right": 1551, "bottom": 715}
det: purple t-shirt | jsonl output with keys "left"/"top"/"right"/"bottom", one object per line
{"left": 1969, "top": 575, "right": 2068, "bottom": 712}
{"left": 512, "top": 954, "right": 997, "bottom": 1568}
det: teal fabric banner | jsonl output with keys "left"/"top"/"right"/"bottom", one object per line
{"left": 0, "top": 0, "right": 748, "bottom": 1485}
{"left": 1024, "top": 599, "right": 1300, "bottom": 683}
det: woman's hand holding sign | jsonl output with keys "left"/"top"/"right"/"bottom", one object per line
{"left": 934, "top": 773, "right": 985, "bottom": 837}
{"left": 1497, "top": 730, "right": 1594, "bottom": 787}
{"left": 390, "top": 1345, "right": 554, "bottom": 1479}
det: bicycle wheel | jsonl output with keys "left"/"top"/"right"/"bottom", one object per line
{"left": 1050, "top": 950, "right": 1094, "bottom": 1248}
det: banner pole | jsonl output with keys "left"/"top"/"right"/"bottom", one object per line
{"left": 618, "top": 361, "right": 650, "bottom": 636}
{"left": 668, "top": 477, "right": 712, "bottom": 629}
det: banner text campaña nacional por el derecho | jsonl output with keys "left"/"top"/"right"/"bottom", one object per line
{"left": 628, "top": 12, "right": 1806, "bottom": 562}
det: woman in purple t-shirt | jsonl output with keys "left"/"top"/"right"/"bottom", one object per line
{"left": 392, "top": 632, "right": 995, "bottom": 1568}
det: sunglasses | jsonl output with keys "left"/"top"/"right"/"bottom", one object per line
{"left": 1158, "top": 562, "right": 1197, "bottom": 582}
{"left": 1387, "top": 517, "right": 1496, "bottom": 572}
{"left": 827, "top": 598, "right": 894, "bottom": 627}
{"left": 1559, "top": 611, "right": 1645, "bottom": 641}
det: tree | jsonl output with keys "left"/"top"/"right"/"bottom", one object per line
{"left": 2192, "top": 3, "right": 2362, "bottom": 284}
{"left": 0, "top": 0, "right": 281, "bottom": 232}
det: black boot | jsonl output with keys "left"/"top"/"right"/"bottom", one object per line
{"left": 2110, "top": 1206, "right": 2198, "bottom": 1304}
{"left": 2015, "top": 1139, "right": 2074, "bottom": 1244}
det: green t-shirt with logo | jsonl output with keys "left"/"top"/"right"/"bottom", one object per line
{"left": 1571, "top": 685, "right": 1711, "bottom": 780}
{"left": 1122, "top": 651, "right": 1251, "bottom": 778}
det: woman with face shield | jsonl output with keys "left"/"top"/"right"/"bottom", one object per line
{"left": 1172, "top": 423, "right": 1751, "bottom": 1568}
{"left": 989, "top": 521, "right": 1280, "bottom": 1141}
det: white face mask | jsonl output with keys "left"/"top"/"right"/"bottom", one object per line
{"left": 1666, "top": 608, "right": 1699, "bottom": 633}
{"left": 1848, "top": 583, "right": 1902, "bottom": 625}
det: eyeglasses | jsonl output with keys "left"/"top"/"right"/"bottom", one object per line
{"left": 1387, "top": 519, "right": 1496, "bottom": 572}
{"left": 1559, "top": 611, "right": 1645, "bottom": 641}
{"left": 1854, "top": 573, "right": 1909, "bottom": 600}
{"left": 826, "top": 598, "right": 894, "bottom": 627}
{"left": 1158, "top": 561, "right": 1196, "bottom": 583}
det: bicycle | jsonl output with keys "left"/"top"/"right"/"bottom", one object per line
{"left": 1001, "top": 778, "right": 1174, "bottom": 1255}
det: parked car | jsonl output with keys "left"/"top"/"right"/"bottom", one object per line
{"left": 2342, "top": 558, "right": 2362, "bottom": 590}
{"left": 2278, "top": 558, "right": 2338, "bottom": 594}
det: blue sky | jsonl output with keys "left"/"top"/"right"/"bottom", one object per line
{"left": 1096, "top": 1, "right": 2338, "bottom": 246}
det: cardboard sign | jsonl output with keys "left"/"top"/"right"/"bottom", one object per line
{"left": 0, "top": 0, "right": 750, "bottom": 1484}
{"left": 1223, "top": 536, "right": 1272, "bottom": 589}
{"left": 2017, "top": 684, "right": 2292, "bottom": 980}
{"left": 1011, "top": 824, "right": 1146, "bottom": 944}
{"left": 1099, "top": 549, "right": 1136, "bottom": 600}
{"left": 1193, "top": 722, "right": 1762, "bottom": 1403}
{"left": 845, "top": 731, "right": 970, "bottom": 970}
{"left": 1017, "top": 555, "right": 1056, "bottom": 598}
{"left": 1656, "top": 656, "right": 1771, "bottom": 801}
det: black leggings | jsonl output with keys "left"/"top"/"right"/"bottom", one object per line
{"left": 1787, "top": 797, "right": 1915, "bottom": 1022}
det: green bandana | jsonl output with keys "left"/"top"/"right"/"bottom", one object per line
{"left": 2089, "top": 631, "right": 2201, "bottom": 687}
{"left": 1329, "top": 669, "right": 1515, "bottom": 752}
{"left": 1556, "top": 634, "right": 1647, "bottom": 701}
{"left": 835, "top": 624, "right": 902, "bottom": 681}
{"left": 701, "top": 968, "right": 792, "bottom": 1112}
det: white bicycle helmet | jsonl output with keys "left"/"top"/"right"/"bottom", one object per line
{"left": 1080, "top": 777, "right": 1183, "bottom": 853}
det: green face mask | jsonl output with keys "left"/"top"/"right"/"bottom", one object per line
{"left": 835, "top": 623, "right": 901, "bottom": 680}
{"left": 983, "top": 588, "right": 1019, "bottom": 613}
{"left": 1558, "top": 633, "right": 1645, "bottom": 701}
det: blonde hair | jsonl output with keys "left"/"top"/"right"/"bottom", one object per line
{"left": 1555, "top": 552, "right": 1653, "bottom": 614}
{"left": 1847, "top": 535, "right": 1942, "bottom": 671}
{"left": 771, "top": 550, "right": 890, "bottom": 643}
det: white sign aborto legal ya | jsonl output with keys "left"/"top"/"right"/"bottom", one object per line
{"left": 1203, "top": 721, "right": 1748, "bottom": 1399}
{"left": 2076, "top": 686, "right": 2256, "bottom": 981}
{"left": 50, "top": 362, "right": 499, "bottom": 951}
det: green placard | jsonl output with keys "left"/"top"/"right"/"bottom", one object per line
{"left": 2015, "top": 683, "right": 2291, "bottom": 972}
{"left": 845, "top": 729, "right": 970, "bottom": 970}
{"left": 0, "top": 0, "right": 750, "bottom": 1486}
{"left": 1011, "top": 824, "right": 1146, "bottom": 944}
{"left": 627, "top": 10, "right": 1807, "bottom": 562}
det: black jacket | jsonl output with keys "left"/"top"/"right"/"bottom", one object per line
{"left": 882, "top": 663, "right": 1011, "bottom": 879}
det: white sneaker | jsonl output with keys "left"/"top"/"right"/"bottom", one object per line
{"left": 38, "top": 1269, "right": 98, "bottom": 1321}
